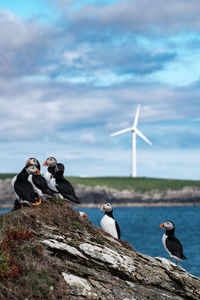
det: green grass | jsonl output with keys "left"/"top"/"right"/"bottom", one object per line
{"left": 0, "top": 173, "right": 16, "bottom": 179}
{"left": 1, "top": 173, "right": 200, "bottom": 192}
{"left": 29, "top": 270, "right": 52, "bottom": 298}
{"left": 71, "top": 221, "right": 83, "bottom": 229}
{"left": 66, "top": 176, "right": 200, "bottom": 193}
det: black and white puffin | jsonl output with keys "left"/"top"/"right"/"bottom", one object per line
{"left": 49, "top": 163, "right": 80, "bottom": 204}
{"left": 160, "top": 221, "right": 187, "bottom": 264}
{"left": 12, "top": 165, "right": 41, "bottom": 208}
{"left": 100, "top": 203, "right": 120, "bottom": 239}
{"left": 12, "top": 158, "right": 41, "bottom": 210}
{"left": 43, "top": 157, "right": 57, "bottom": 185}
{"left": 26, "top": 158, "right": 57, "bottom": 198}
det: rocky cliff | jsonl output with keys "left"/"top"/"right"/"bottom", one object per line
{"left": 0, "top": 199, "right": 199, "bottom": 299}
{"left": 75, "top": 184, "right": 200, "bottom": 206}
{"left": 1, "top": 179, "right": 200, "bottom": 208}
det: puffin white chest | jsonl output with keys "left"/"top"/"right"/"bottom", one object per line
{"left": 49, "top": 177, "right": 57, "bottom": 191}
{"left": 11, "top": 175, "right": 18, "bottom": 199}
{"left": 162, "top": 233, "right": 171, "bottom": 257}
{"left": 44, "top": 171, "right": 52, "bottom": 186}
{"left": 100, "top": 214, "right": 118, "bottom": 239}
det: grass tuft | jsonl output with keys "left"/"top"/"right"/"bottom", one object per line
{"left": 29, "top": 270, "right": 52, "bottom": 297}
{"left": 90, "top": 237, "right": 105, "bottom": 245}
{"left": 71, "top": 221, "right": 83, "bottom": 229}
{"left": 48, "top": 196, "right": 64, "bottom": 206}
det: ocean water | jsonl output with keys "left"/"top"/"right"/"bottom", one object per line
{"left": 1, "top": 207, "right": 199, "bottom": 277}
{"left": 76, "top": 206, "right": 200, "bottom": 278}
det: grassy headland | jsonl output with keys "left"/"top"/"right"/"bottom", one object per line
{"left": 1, "top": 174, "right": 200, "bottom": 192}
{"left": 64, "top": 176, "right": 200, "bottom": 192}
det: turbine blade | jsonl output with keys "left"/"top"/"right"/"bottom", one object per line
{"left": 135, "top": 128, "right": 152, "bottom": 145}
{"left": 110, "top": 127, "right": 132, "bottom": 137}
{"left": 133, "top": 104, "right": 140, "bottom": 128}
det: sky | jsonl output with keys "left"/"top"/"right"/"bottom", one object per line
{"left": 1, "top": 0, "right": 200, "bottom": 179}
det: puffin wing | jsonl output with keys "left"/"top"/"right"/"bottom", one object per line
{"left": 32, "top": 175, "right": 48, "bottom": 191}
{"left": 28, "top": 175, "right": 43, "bottom": 197}
{"left": 32, "top": 175, "right": 56, "bottom": 195}
{"left": 56, "top": 177, "right": 80, "bottom": 203}
{"left": 166, "top": 236, "right": 186, "bottom": 260}
{"left": 14, "top": 180, "right": 35, "bottom": 202}
{"left": 115, "top": 221, "right": 121, "bottom": 239}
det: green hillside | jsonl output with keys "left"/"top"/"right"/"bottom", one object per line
{"left": 1, "top": 174, "right": 200, "bottom": 193}
{"left": 67, "top": 176, "right": 200, "bottom": 193}
{"left": 0, "top": 173, "right": 17, "bottom": 179}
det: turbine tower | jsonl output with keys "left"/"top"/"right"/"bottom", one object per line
{"left": 110, "top": 105, "right": 152, "bottom": 178}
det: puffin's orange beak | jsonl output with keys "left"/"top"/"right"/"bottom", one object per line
{"left": 25, "top": 159, "right": 30, "bottom": 166}
{"left": 159, "top": 223, "right": 165, "bottom": 229}
{"left": 100, "top": 205, "right": 105, "bottom": 211}
{"left": 84, "top": 213, "right": 88, "bottom": 220}
{"left": 43, "top": 160, "right": 47, "bottom": 166}
{"left": 35, "top": 168, "right": 40, "bottom": 175}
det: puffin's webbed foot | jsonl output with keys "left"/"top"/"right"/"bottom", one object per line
{"left": 32, "top": 197, "right": 42, "bottom": 206}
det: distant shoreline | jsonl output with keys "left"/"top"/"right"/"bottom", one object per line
{"left": 77, "top": 202, "right": 200, "bottom": 208}
{"left": 1, "top": 178, "right": 200, "bottom": 209}
{"left": 2, "top": 201, "right": 200, "bottom": 210}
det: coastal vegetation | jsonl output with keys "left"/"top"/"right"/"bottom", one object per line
{"left": 1, "top": 174, "right": 200, "bottom": 192}
{"left": 54, "top": 176, "right": 200, "bottom": 192}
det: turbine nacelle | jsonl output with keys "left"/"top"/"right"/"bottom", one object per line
{"left": 110, "top": 125, "right": 152, "bottom": 146}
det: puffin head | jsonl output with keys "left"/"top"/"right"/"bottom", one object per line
{"left": 53, "top": 163, "right": 65, "bottom": 177}
{"left": 78, "top": 210, "right": 88, "bottom": 220}
{"left": 25, "top": 165, "right": 40, "bottom": 175}
{"left": 100, "top": 203, "right": 113, "bottom": 212}
{"left": 26, "top": 158, "right": 40, "bottom": 170}
{"left": 160, "top": 221, "right": 175, "bottom": 230}
{"left": 55, "top": 163, "right": 65, "bottom": 172}
{"left": 43, "top": 157, "right": 57, "bottom": 167}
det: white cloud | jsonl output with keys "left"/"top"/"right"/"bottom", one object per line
{"left": 1, "top": 3, "right": 200, "bottom": 179}
{"left": 65, "top": 0, "right": 200, "bottom": 34}
{"left": 79, "top": 133, "right": 96, "bottom": 143}
{"left": 0, "top": 78, "right": 200, "bottom": 143}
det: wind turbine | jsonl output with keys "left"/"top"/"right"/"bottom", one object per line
{"left": 110, "top": 105, "right": 152, "bottom": 178}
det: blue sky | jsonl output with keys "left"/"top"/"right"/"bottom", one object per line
{"left": 1, "top": 0, "right": 200, "bottom": 179}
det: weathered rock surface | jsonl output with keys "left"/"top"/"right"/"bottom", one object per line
{"left": 1, "top": 179, "right": 200, "bottom": 208}
{"left": 0, "top": 179, "right": 15, "bottom": 207}
{"left": 0, "top": 200, "right": 199, "bottom": 299}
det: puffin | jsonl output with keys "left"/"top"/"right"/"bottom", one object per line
{"left": 26, "top": 159, "right": 57, "bottom": 198}
{"left": 43, "top": 157, "right": 57, "bottom": 185}
{"left": 12, "top": 165, "right": 42, "bottom": 208}
{"left": 12, "top": 158, "right": 41, "bottom": 210}
{"left": 160, "top": 221, "right": 187, "bottom": 264}
{"left": 78, "top": 210, "right": 88, "bottom": 220}
{"left": 100, "top": 203, "right": 120, "bottom": 239}
{"left": 48, "top": 163, "right": 80, "bottom": 204}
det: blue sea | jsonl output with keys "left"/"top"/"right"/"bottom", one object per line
{"left": 1, "top": 207, "right": 200, "bottom": 277}
{"left": 76, "top": 206, "right": 200, "bottom": 278}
